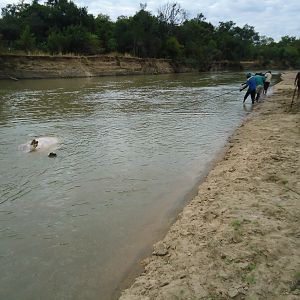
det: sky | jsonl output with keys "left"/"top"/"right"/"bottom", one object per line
{"left": 0, "top": 0, "right": 299, "bottom": 41}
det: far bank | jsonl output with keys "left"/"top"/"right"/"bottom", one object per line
{"left": 0, "top": 54, "right": 247, "bottom": 80}
{"left": 0, "top": 54, "right": 174, "bottom": 80}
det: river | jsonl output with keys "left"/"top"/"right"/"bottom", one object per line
{"left": 0, "top": 72, "right": 257, "bottom": 299}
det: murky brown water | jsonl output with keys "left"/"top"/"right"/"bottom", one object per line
{"left": 0, "top": 72, "right": 257, "bottom": 299}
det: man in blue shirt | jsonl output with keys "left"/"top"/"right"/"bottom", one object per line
{"left": 254, "top": 73, "right": 266, "bottom": 102}
{"left": 240, "top": 73, "right": 256, "bottom": 104}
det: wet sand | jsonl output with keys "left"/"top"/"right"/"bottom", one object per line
{"left": 120, "top": 71, "right": 300, "bottom": 299}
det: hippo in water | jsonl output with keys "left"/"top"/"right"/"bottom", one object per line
{"left": 30, "top": 139, "right": 39, "bottom": 152}
{"left": 19, "top": 137, "right": 59, "bottom": 153}
{"left": 48, "top": 152, "right": 57, "bottom": 158}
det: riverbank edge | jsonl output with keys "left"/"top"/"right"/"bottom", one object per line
{"left": 0, "top": 54, "right": 177, "bottom": 80}
{"left": 0, "top": 54, "right": 247, "bottom": 80}
{"left": 115, "top": 141, "right": 233, "bottom": 299}
{"left": 119, "top": 71, "right": 300, "bottom": 299}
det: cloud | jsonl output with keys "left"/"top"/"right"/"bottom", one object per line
{"left": 0, "top": 0, "right": 299, "bottom": 40}
{"left": 181, "top": 0, "right": 300, "bottom": 40}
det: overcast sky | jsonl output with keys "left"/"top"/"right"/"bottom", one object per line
{"left": 1, "top": 0, "right": 299, "bottom": 41}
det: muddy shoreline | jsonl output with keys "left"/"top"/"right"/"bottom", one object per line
{"left": 115, "top": 142, "right": 234, "bottom": 299}
{"left": 119, "top": 71, "right": 300, "bottom": 299}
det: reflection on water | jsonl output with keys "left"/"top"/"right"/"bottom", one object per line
{"left": 1, "top": 72, "right": 250, "bottom": 299}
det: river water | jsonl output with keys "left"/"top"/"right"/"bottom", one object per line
{"left": 1, "top": 72, "right": 253, "bottom": 299}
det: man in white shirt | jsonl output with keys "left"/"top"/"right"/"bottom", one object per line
{"left": 263, "top": 71, "right": 272, "bottom": 94}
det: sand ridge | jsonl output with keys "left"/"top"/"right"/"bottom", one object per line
{"left": 120, "top": 71, "right": 300, "bottom": 299}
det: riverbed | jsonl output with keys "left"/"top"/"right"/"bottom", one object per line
{"left": 1, "top": 72, "right": 252, "bottom": 299}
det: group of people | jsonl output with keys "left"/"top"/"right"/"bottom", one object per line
{"left": 240, "top": 71, "right": 272, "bottom": 104}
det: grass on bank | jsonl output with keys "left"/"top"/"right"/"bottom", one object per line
{"left": 0, "top": 49, "right": 134, "bottom": 58}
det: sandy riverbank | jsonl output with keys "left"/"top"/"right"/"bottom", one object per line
{"left": 120, "top": 71, "right": 300, "bottom": 299}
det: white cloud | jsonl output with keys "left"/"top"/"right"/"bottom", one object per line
{"left": 0, "top": 0, "right": 299, "bottom": 40}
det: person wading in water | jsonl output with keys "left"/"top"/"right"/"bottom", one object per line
{"left": 240, "top": 73, "right": 256, "bottom": 104}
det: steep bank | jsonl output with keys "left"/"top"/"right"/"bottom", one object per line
{"left": 0, "top": 55, "right": 175, "bottom": 79}
{"left": 0, "top": 54, "right": 246, "bottom": 80}
{"left": 120, "top": 72, "right": 300, "bottom": 299}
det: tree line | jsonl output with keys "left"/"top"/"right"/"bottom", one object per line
{"left": 0, "top": 0, "right": 299, "bottom": 69}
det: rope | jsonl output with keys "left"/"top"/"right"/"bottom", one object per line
{"left": 155, "top": 88, "right": 239, "bottom": 114}
{"left": 106, "top": 88, "right": 240, "bottom": 114}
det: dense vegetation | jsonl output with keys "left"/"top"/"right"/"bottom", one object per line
{"left": 0, "top": 0, "right": 299, "bottom": 69}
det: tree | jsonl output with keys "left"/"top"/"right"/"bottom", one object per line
{"left": 0, "top": 32, "right": 3, "bottom": 51}
{"left": 165, "top": 36, "right": 183, "bottom": 59}
{"left": 47, "top": 25, "right": 101, "bottom": 54}
{"left": 1, "top": 1, "right": 29, "bottom": 18}
{"left": 157, "top": 2, "right": 187, "bottom": 26}
{"left": 95, "top": 14, "right": 115, "bottom": 52}
{"left": 131, "top": 9, "right": 161, "bottom": 57}
{"left": 0, "top": 0, "right": 299, "bottom": 68}
{"left": 235, "top": 25, "right": 259, "bottom": 44}
{"left": 115, "top": 16, "right": 134, "bottom": 54}
{"left": 178, "top": 15, "right": 214, "bottom": 57}
{"left": 19, "top": 0, "right": 51, "bottom": 45}
{"left": 45, "top": 0, "right": 94, "bottom": 31}
{"left": 0, "top": 3, "right": 26, "bottom": 45}
{"left": 258, "top": 36, "right": 274, "bottom": 46}
{"left": 215, "top": 21, "right": 248, "bottom": 60}
{"left": 47, "top": 30, "right": 66, "bottom": 53}
{"left": 18, "top": 25, "right": 36, "bottom": 52}
{"left": 157, "top": 2, "right": 187, "bottom": 38}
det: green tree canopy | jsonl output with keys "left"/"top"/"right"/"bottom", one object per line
{"left": 0, "top": 0, "right": 299, "bottom": 68}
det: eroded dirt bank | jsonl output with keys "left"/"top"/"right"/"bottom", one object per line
{"left": 120, "top": 72, "right": 300, "bottom": 300}
{"left": 0, "top": 55, "right": 175, "bottom": 79}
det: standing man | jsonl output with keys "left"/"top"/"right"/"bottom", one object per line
{"left": 240, "top": 73, "right": 256, "bottom": 104}
{"left": 294, "top": 72, "right": 300, "bottom": 98}
{"left": 263, "top": 71, "right": 272, "bottom": 94}
{"left": 254, "top": 73, "right": 265, "bottom": 102}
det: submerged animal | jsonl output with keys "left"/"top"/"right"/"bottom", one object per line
{"left": 30, "top": 139, "right": 39, "bottom": 152}
{"left": 19, "top": 137, "right": 59, "bottom": 153}
{"left": 48, "top": 152, "right": 57, "bottom": 158}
